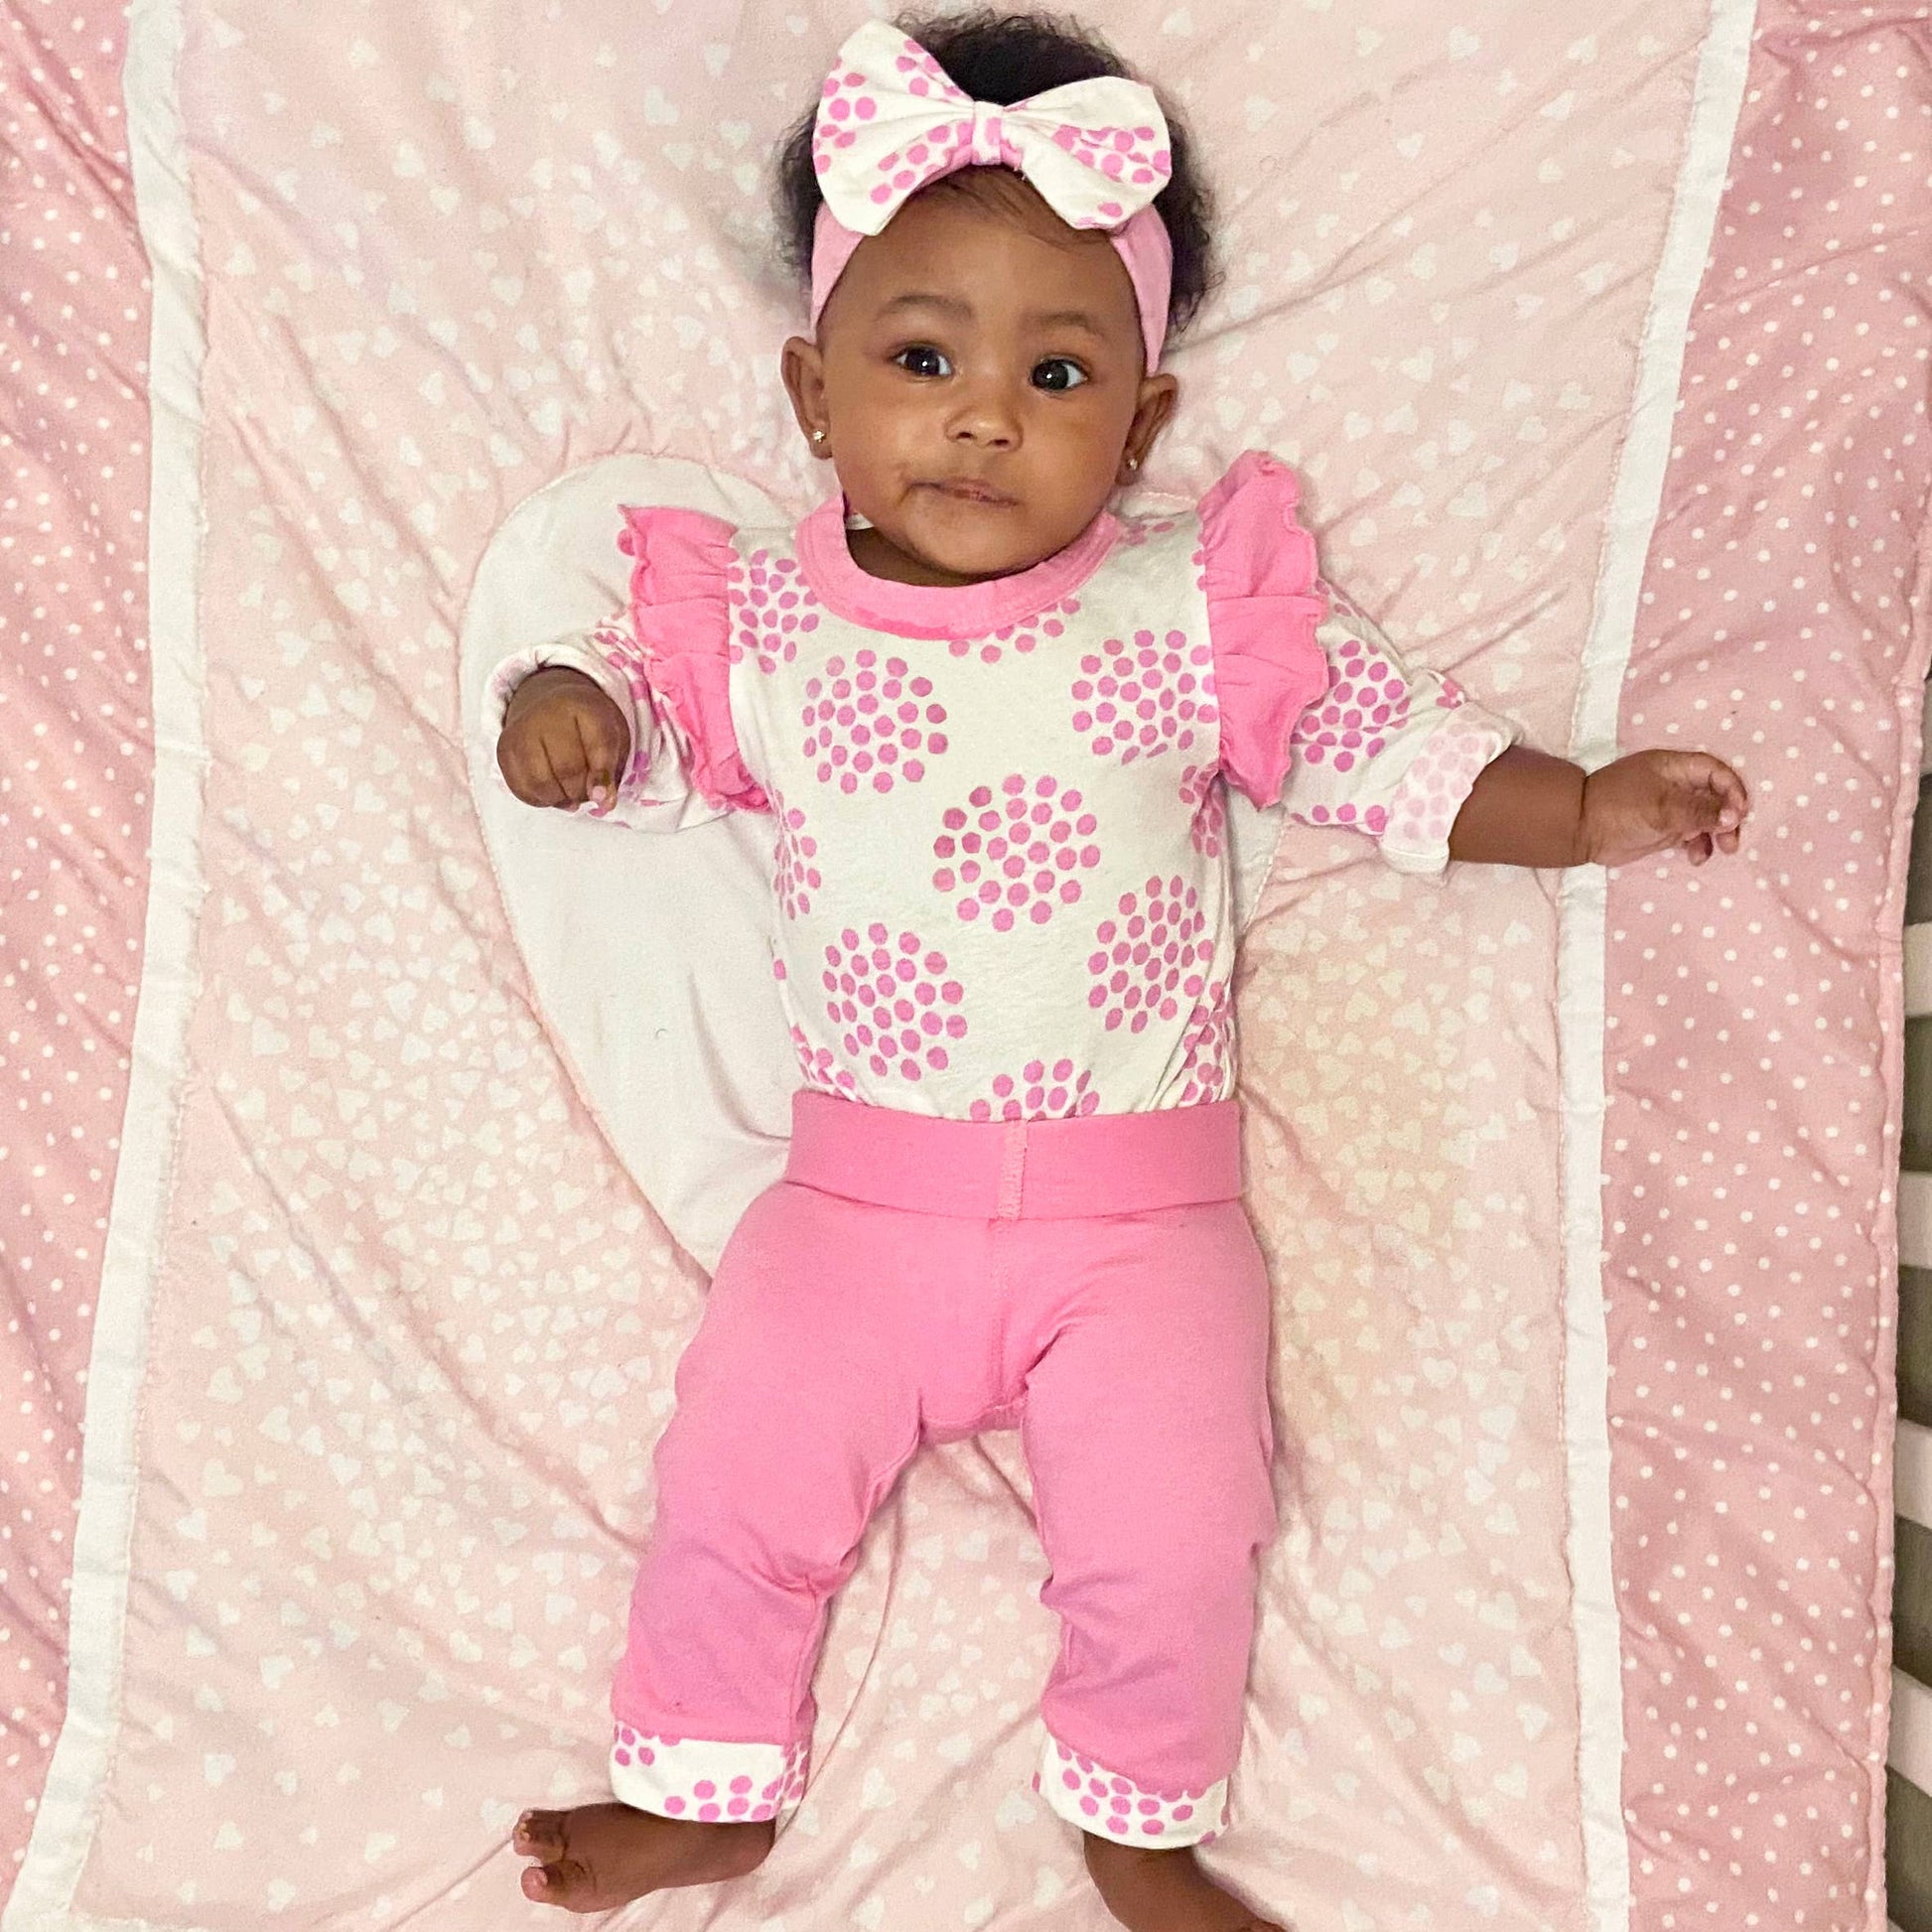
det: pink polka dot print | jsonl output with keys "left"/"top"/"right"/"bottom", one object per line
{"left": 772, "top": 793, "right": 820, "bottom": 918}
{"left": 934, "top": 773, "right": 1100, "bottom": 930}
{"left": 968, "top": 1059, "right": 1099, "bottom": 1123}
{"left": 788, "top": 1025, "right": 858, "bottom": 1099}
{"left": 613, "top": 1725, "right": 807, "bottom": 1823}
{"left": 1086, "top": 878, "right": 1213, "bottom": 1034}
{"left": 730, "top": 549, "right": 820, "bottom": 673}
{"left": 1382, "top": 723, "right": 1503, "bottom": 850}
{"left": 774, "top": 958, "right": 858, "bottom": 1096}
{"left": 594, "top": 620, "right": 640, "bottom": 690}
{"left": 1118, "top": 516, "right": 1179, "bottom": 551}
{"left": 948, "top": 597, "right": 1080, "bottom": 664}
{"left": 810, "top": 64, "right": 879, "bottom": 171}
{"left": 1289, "top": 627, "right": 1411, "bottom": 772}
{"left": 1179, "top": 763, "right": 1226, "bottom": 858}
{"left": 594, "top": 622, "right": 654, "bottom": 784}
{"left": 1045, "top": 121, "right": 1172, "bottom": 198}
{"left": 1176, "top": 982, "right": 1234, "bottom": 1105}
{"left": 814, "top": 35, "right": 1042, "bottom": 196}
{"left": 1303, "top": 798, "right": 1389, "bottom": 836}
{"left": 802, "top": 650, "right": 948, "bottom": 795}
{"left": 1071, "top": 627, "right": 1217, "bottom": 764}
{"left": 1034, "top": 1742, "right": 1224, "bottom": 1844}
{"left": 821, "top": 923, "right": 967, "bottom": 1080}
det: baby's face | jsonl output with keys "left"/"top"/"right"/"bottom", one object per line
{"left": 783, "top": 173, "right": 1175, "bottom": 587}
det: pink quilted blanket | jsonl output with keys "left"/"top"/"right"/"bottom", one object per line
{"left": 3, "top": 2, "right": 1922, "bottom": 1928}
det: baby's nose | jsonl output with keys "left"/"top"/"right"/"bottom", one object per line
{"left": 949, "top": 400, "right": 1021, "bottom": 447}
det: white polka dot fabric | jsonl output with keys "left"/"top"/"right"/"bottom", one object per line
{"left": 3, "top": 2, "right": 1922, "bottom": 1929}
{"left": 1601, "top": 15, "right": 1923, "bottom": 1926}
{"left": 0, "top": 0, "right": 152, "bottom": 1900}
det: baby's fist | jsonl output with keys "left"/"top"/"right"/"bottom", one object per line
{"left": 497, "top": 667, "right": 631, "bottom": 812}
{"left": 1580, "top": 750, "right": 1748, "bottom": 869}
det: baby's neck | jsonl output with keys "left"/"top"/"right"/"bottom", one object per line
{"left": 844, "top": 523, "right": 1020, "bottom": 590}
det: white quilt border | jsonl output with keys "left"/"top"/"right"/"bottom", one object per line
{"left": 1557, "top": 4, "right": 1758, "bottom": 1930}
{"left": 3, "top": 0, "right": 207, "bottom": 1925}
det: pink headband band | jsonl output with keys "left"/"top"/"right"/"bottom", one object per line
{"left": 810, "top": 203, "right": 1173, "bottom": 373}
{"left": 805, "top": 22, "right": 1175, "bottom": 371}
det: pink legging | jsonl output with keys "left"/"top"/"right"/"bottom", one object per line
{"left": 608, "top": 1093, "right": 1277, "bottom": 1848}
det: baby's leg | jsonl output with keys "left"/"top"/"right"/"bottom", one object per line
{"left": 515, "top": 1182, "right": 931, "bottom": 1910}
{"left": 1020, "top": 1202, "right": 1286, "bottom": 1932}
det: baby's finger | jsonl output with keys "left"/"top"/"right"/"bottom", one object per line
{"left": 574, "top": 710, "right": 619, "bottom": 807}
{"left": 539, "top": 733, "right": 588, "bottom": 811}
{"left": 1684, "top": 831, "right": 1714, "bottom": 865}
{"left": 1711, "top": 760, "right": 1749, "bottom": 829}
{"left": 501, "top": 735, "right": 564, "bottom": 808}
{"left": 1680, "top": 782, "right": 1725, "bottom": 833}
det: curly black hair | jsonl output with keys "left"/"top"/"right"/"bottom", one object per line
{"left": 773, "top": 8, "right": 1217, "bottom": 339}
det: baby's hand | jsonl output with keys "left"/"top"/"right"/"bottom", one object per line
{"left": 1580, "top": 750, "right": 1748, "bottom": 868}
{"left": 497, "top": 667, "right": 632, "bottom": 812}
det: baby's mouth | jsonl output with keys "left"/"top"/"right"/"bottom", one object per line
{"left": 924, "top": 479, "right": 1018, "bottom": 507}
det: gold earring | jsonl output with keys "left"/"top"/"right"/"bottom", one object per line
{"left": 812, "top": 428, "right": 827, "bottom": 445}
{"left": 1125, "top": 455, "right": 1140, "bottom": 472}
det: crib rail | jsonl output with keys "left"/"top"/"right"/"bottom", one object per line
{"left": 1890, "top": 715, "right": 1932, "bottom": 1929}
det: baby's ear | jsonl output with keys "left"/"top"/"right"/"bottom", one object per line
{"left": 1130, "top": 370, "right": 1180, "bottom": 463}
{"left": 779, "top": 336, "right": 832, "bottom": 455}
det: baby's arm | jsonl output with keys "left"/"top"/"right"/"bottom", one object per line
{"left": 1272, "top": 591, "right": 1750, "bottom": 875}
{"left": 1447, "top": 746, "right": 1748, "bottom": 869}
{"left": 483, "top": 615, "right": 757, "bottom": 832}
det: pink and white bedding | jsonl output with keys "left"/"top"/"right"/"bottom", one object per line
{"left": 2, "top": 2, "right": 1924, "bottom": 1928}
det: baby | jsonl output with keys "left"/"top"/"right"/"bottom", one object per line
{"left": 492, "top": 12, "right": 1748, "bottom": 1930}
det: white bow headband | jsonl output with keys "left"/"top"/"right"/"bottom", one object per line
{"left": 806, "top": 21, "right": 1175, "bottom": 370}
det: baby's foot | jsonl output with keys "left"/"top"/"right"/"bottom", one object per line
{"left": 512, "top": 1802, "right": 773, "bottom": 1913}
{"left": 1084, "top": 1837, "right": 1289, "bottom": 1932}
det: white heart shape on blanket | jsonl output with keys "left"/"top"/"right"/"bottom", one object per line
{"left": 463, "top": 457, "right": 1288, "bottom": 1272}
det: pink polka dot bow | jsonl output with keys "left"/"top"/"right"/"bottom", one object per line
{"left": 809, "top": 21, "right": 1175, "bottom": 368}
{"left": 813, "top": 20, "right": 1172, "bottom": 232}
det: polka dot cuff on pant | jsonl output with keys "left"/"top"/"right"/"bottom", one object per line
{"left": 608, "top": 1725, "right": 807, "bottom": 1824}
{"left": 1034, "top": 1733, "right": 1230, "bottom": 1848}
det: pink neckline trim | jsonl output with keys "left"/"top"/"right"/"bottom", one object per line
{"left": 793, "top": 495, "right": 1120, "bottom": 640}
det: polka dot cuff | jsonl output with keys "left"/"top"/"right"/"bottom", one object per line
{"left": 1033, "top": 1734, "right": 1230, "bottom": 1848}
{"left": 608, "top": 1724, "right": 807, "bottom": 1824}
{"left": 1378, "top": 711, "right": 1516, "bottom": 876}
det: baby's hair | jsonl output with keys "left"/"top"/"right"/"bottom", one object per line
{"left": 773, "top": 8, "right": 1217, "bottom": 338}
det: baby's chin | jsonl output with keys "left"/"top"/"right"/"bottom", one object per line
{"left": 885, "top": 498, "right": 1075, "bottom": 586}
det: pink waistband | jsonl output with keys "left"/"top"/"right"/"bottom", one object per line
{"left": 784, "top": 1092, "right": 1244, "bottom": 1220}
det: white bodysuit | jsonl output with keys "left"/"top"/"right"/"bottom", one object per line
{"left": 487, "top": 451, "right": 1516, "bottom": 1120}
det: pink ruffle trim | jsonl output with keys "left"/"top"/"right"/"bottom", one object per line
{"left": 1196, "top": 450, "right": 1332, "bottom": 808}
{"left": 620, "top": 504, "right": 769, "bottom": 814}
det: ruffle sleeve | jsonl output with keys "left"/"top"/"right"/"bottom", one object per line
{"left": 1279, "top": 586, "right": 1519, "bottom": 876}
{"left": 620, "top": 504, "right": 769, "bottom": 815}
{"left": 1196, "top": 451, "right": 1334, "bottom": 808}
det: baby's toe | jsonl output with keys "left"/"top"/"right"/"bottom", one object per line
{"left": 520, "top": 1858, "right": 599, "bottom": 1911}
{"left": 513, "top": 1810, "right": 564, "bottom": 1860}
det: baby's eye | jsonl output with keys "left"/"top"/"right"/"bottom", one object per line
{"left": 1033, "top": 358, "right": 1088, "bottom": 392}
{"left": 895, "top": 345, "right": 952, "bottom": 378}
